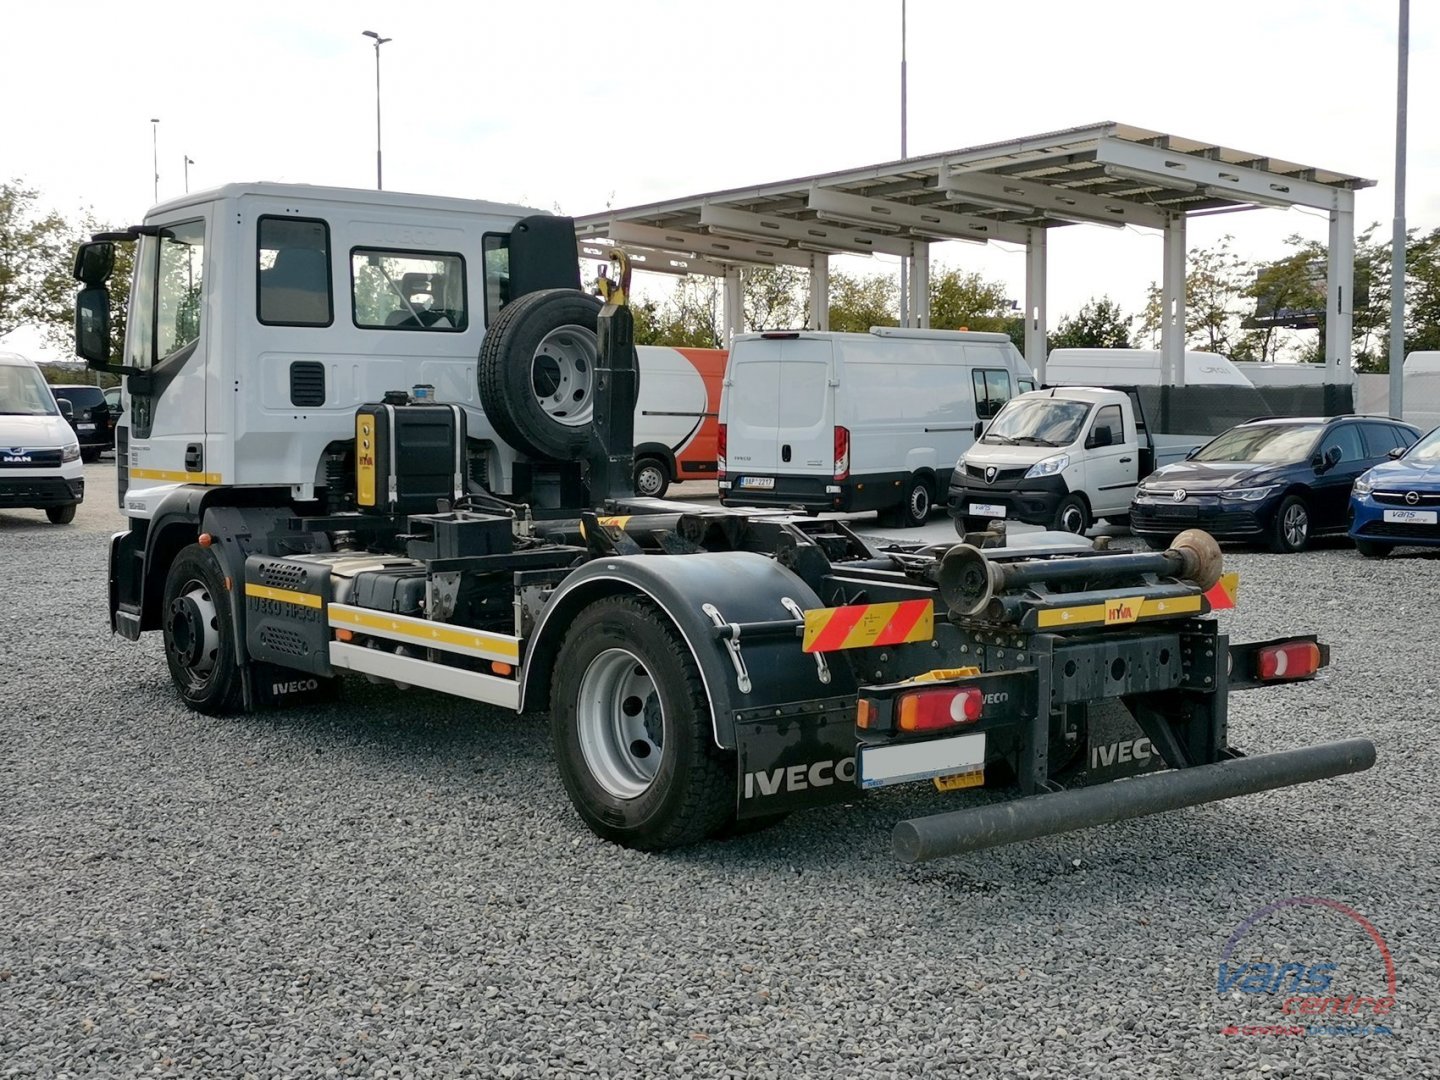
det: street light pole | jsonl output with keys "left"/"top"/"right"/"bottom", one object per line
{"left": 184, "top": 156, "right": 194, "bottom": 194}
{"left": 150, "top": 118, "right": 160, "bottom": 203}
{"left": 898, "top": 0, "right": 909, "bottom": 326}
{"left": 1388, "top": 0, "right": 1409, "bottom": 418}
{"left": 362, "top": 30, "right": 392, "bottom": 190}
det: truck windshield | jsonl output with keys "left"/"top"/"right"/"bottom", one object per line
{"left": 0, "top": 365, "right": 60, "bottom": 416}
{"left": 1194, "top": 423, "right": 1322, "bottom": 464}
{"left": 981, "top": 398, "right": 1091, "bottom": 447}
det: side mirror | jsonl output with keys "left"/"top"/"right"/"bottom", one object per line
{"left": 57, "top": 398, "right": 74, "bottom": 420}
{"left": 1388, "top": 446, "right": 1406, "bottom": 460}
{"left": 75, "top": 287, "right": 112, "bottom": 369}
{"left": 73, "top": 241, "right": 116, "bottom": 286}
{"left": 1185, "top": 445, "right": 1201, "bottom": 460}
{"left": 973, "top": 420, "right": 985, "bottom": 440}
{"left": 1326, "top": 446, "right": 1343, "bottom": 468}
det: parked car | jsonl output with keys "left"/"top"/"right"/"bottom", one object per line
{"left": 48, "top": 383, "right": 112, "bottom": 462}
{"left": 0, "top": 351, "right": 85, "bottom": 523}
{"left": 1131, "top": 415, "right": 1421, "bottom": 553}
{"left": 1348, "top": 424, "right": 1440, "bottom": 557}
{"left": 103, "top": 384, "right": 123, "bottom": 440}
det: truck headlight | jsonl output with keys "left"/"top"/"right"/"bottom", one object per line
{"left": 61, "top": 442, "right": 81, "bottom": 462}
{"left": 1221, "top": 486, "right": 1276, "bottom": 502}
{"left": 1024, "top": 453, "right": 1069, "bottom": 479}
{"left": 1352, "top": 473, "right": 1374, "bottom": 497}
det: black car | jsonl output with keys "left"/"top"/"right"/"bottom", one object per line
{"left": 49, "top": 384, "right": 112, "bottom": 462}
{"left": 1130, "top": 415, "right": 1421, "bottom": 553}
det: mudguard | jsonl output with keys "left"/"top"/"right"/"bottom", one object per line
{"left": 519, "top": 550, "right": 859, "bottom": 750}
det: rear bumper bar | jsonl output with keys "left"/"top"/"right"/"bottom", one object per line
{"left": 892, "top": 737, "right": 1376, "bottom": 863}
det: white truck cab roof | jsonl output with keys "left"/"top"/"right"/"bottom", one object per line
{"left": 143, "top": 182, "right": 544, "bottom": 222}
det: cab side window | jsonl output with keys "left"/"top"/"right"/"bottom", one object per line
{"left": 258, "top": 217, "right": 332, "bottom": 326}
{"left": 972, "top": 369, "right": 1012, "bottom": 419}
{"left": 352, "top": 249, "right": 469, "bottom": 331}
{"left": 1090, "top": 404, "right": 1124, "bottom": 447}
{"left": 155, "top": 220, "right": 205, "bottom": 362}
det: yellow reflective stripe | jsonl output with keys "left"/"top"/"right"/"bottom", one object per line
{"left": 244, "top": 583, "right": 322, "bottom": 609}
{"left": 597, "top": 515, "right": 632, "bottom": 529}
{"left": 130, "top": 467, "right": 223, "bottom": 484}
{"left": 328, "top": 605, "right": 521, "bottom": 662}
{"left": 1036, "top": 593, "right": 1203, "bottom": 629}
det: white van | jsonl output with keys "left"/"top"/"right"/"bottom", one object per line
{"left": 718, "top": 327, "right": 1035, "bottom": 527}
{"left": 1046, "top": 348, "right": 1251, "bottom": 387}
{"left": 0, "top": 351, "right": 85, "bottom": 523}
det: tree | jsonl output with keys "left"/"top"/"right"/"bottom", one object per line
{"left": 827, "top": 269, "right": 897, "bottom": 333}
{"left": 0, "top": 180, "right": 72, "bottom": 341}
{"left": 743, "top": 265, "right": 807, "bottom": 331}
{"left": 1048, "top": 296, "right": 1133, "bottom": 350}
{"left": 1139, "top": 236, "right": 1252, "bottom": 354}
{"left": 928, "top": 267, "right": 1012, "bottom": 332}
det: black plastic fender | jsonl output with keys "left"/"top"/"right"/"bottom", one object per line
{"left": 520, "top": 550, "right": 858, "bottom": 749}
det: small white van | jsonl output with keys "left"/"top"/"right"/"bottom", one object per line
{"left": 0, "top": 351, "right": 85, "bottom": 523}
{"left": 1046, "top": 348, "right": 1251, "bottom": 388}
{"left": 718, "top": 327, "right": 1035, "bottom": 527}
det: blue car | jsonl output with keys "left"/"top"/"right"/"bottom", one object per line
{"left": 1348, "top": 425, "right": 1440, "bottom": 557}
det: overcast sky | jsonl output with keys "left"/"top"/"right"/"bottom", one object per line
{"left": 2, "top": 0, "right": 1434, "bottom": 359}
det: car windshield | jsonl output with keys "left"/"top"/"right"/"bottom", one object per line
{"left": 0, "top": 365, "right": 60, "bottom": 416}
{"left": 1406, "top": 427, "right": 1440, "bottom": 463}
{"left": 1193, "top": 423, "right": 1323, "bottom": 464}
{"left": 54, "top": 387, "right": 105, "bottom": 408}
{"left": 981, "top": 398, "right": 1091, "bottom": 447}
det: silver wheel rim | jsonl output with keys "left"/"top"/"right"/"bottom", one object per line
{"left": 637, "top": 463, "right": 665, "bottom": 496}
{"left": 910, "top": 485, "right": 929, "bottom": 520}
{"left": 1283, "top": 503, "right": 1308, "bottom": 547}
{"left": 576, "top": 648, "right": 664, "bottom": 799}
{"left": 531, "top": 324, "right": 597, "bottom": 428}
{"left": 1059, "top": 504, "right": 1086, "bottom": 533}
{"left": 170, "top": 578, "right": 220, "bottom": 685}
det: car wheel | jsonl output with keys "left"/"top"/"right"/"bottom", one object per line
{"left": 45, "top": 503, "right": 77, "bottom": 525}
{"left": 1102, "top": 514, "right": 1130, "bottom": 526}
{"left": 1140, "top": 535, "right": 1171, "bottom": 551}
{"left": 81, "top": 447, "right": 101, "bottom": 464}
{"left": 162, "top": 544, "right": 242, "bottom": 715}
{"left": 890, "top": 474, "right": 932, "bottom": 529}
{"left": 1269, "top": 494, "right": 1311, "bottom": 553}
{"left": 550, "top": 596, "right": 732, "bottom": 850}
{"left": 477, "top": 288, "right": 604, "bottom": 462}
{"left": 1354, "top": 539, "right": 1393, "bottom": 559}
{"left": 633, "top": 457, "right": 669, "bottom": 498}
{"left": 1052, "top": 495, "right": 1090, "bottom": 535}
{"left": 953, "top": 515, "right": 991, "bottom": 538}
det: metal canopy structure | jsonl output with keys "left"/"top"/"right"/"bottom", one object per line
{"left": 574, "top": 122, "right": 1374, "bottom": 386}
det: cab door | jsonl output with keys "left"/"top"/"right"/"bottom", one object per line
{"left": 1084, "top": 403, "right": 1138, "bottom": 514}
{"left": 122, "top": 215, "right": 213, "bottom": 503}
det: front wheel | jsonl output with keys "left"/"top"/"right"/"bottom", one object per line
{"left": 633, "top": 456, "right": 669, "bottom": 498}
{"left": 81, "top": 447, "right": 102, "bottom": 464}
{"left": 1052, "top": 495, "right": 1090, "bottom": 535}
{"left": 1140, "top": 535, "right": 1172, "bottom": 551}
{"left": 162, "top": 543, "right": 241, "bottom": 714}
{"left": 953, "top": 515, "right": 990, "bottom": 538}
{"left": 887, "top": 474, "right": 932, "bottom": 529}
{"left": 550, "top": 596, "right": 732, "bottom": 850}
{"left": 1269, "top": 494, "right": 1311, "bottom": 553}
{"left": 1354, "top": 539, "right": 1393, "bottom": 559}
{"left": 45, "top": 503, "right": 77, "bottom": 525}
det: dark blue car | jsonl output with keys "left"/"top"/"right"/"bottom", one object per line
{"left": 1131, "top": 416, "right": 1421, "bottom": 553}
{"left": 1348, "top": 425, "right": 1440, "bottom": 557}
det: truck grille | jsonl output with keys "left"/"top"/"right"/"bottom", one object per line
{"left": 964, "top": 464, "right": 1029, "bottom": 483}
{"left": 0, "top": 448, "right": 62, "bottom": 468}
{"left": 290, "top": 361, "right": 326, "bottom": 407}
{"left": 259, "top": 561, "right": 310, "bottom": 590}
{"left": 1356, "top": 520, "right": 1440, "bottom": 539}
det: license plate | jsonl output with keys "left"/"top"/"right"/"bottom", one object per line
{"left": 738, "top": 476, "right": 774, "bottom": 490}
{"left": 969, "top": 502, "right": 1006, "bottom": 517}
{"left": 933, "top": 769, "right": 985, "bottom": 792}
{"left": 1383, "top": 508, "right": 1437, "bottom": 524}
{"left": 77, "top": 423, "right": 95, "bottom": 432}
{"left": 859, "top": 732, "right": 986, "bottom": 789}
{"left": 1156, "top": 504, "right": 1198, "bottom": 519}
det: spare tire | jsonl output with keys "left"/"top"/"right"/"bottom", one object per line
{"left": 478, "top": 288, "right": 603, "bottom": 461}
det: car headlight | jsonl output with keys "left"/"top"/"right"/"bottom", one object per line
{"left": 1352, "top": 473, "right": 1374, "bottom": 497}
{"left": 1024, "top": 453, "right": 1069, "bottom": 479}
{"left": 1221, "top": 485, "right": 1276, "bottom": 502}
{"left": 61, "top": 442, "right": 81, "bottom": 462}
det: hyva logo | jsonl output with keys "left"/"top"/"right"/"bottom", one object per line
{"left": 743, "top": 756, "right": 856, "bottom": 798}
{"left": 1217, "top": 897, "right": 1397, "bottom": 1037}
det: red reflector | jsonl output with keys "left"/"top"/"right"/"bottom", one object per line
{"left": 834, "top": 425, "right": 850, "bottom": 481}
{"left": 716, "top": 422, "right": 727, "bottom": 477}
{"left": 897, "top": 686, "right": 984, "bottom": 732}
{"left": 1258, "top": 641, "right": 1322, "bottom": 680}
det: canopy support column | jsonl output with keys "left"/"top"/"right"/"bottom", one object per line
{"left": 809, "top": 253, "right": 829, "bottom": 330}
{"left": 1024, "top": 227, "right": 1047, "bottom": 382}
{"left": 1161, "top": 214, "right": 1187, "bottom": 387}
{"left": 911, "top": 242, "right": 930, "bottom": 329}
{"left": 1326, "top": 201, "right": 1355, "bottom": 386}
{"left": 723, "top": 266, "right": 744, "bottom": 342}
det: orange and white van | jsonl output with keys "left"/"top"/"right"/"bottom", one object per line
{"left": 632, "top": 346, "right": 726, "bottom": 496}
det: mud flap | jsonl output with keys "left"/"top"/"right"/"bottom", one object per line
{"left": 733, "top": 697, "right": 859, "bottom": 819}
{"left": 245, "top": 662, "right": 343, "bottom": 710}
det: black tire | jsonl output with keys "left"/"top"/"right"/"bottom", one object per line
{"left": 1102, "top": 514, "right": 1130, "bottom": 527}
{"left": 1052, "top": 494, "right": 1090, "bottom": 535}
{"left": 1268, "top": 494, "right": 1311, "bottom": 553}
{"left": 45, "top": 503, "right": 77, "bottom": 525}
{"left": 162, "top": 543, "right": 242, "bottom": 715}
{"left": 80, "top": 447, "right": 101, "bottom": 463}
{"left": 477, "top": 288, "right": 604, "bottom": 461}
{"left": 1354, "top": 539, "right": 1393, "bottom": 559}
{"left": 953, "top": 515, "right": 990, "bottom": 538}
{"left": 633, "top": 456, "right": 669, "bottom": 498}
{"left": 896, "top": 474, "right": 933, "bottom": 528}
{"left": 550, "top": 596, "right": 732, "bottom": 850}
{"left": 1140, "top": 535, "right": 1171, "bottom": 551}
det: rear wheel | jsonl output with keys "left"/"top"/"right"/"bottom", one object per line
{"left": 633, "top": 456, "right": 669, "bottom": 498}
{"left": 80, "top": 447, "right": 101, "bottom": 463}
{"left": 883, "top": 474, "right": 932, "bottom": 528}
{"left": 45, "top": 503, "right": 77, "bottom": 525}
{"left": 1268, "top": 494, "right": 1311, "bottom": 553}
{"left": 162, "top": 544, "right": 241, "bottom": 714}
{"left": 1140, "top": 535, "right": 1172, "bottom": 551}
{"left": 551, "top": 596, "right": 732, "bottom": 850}
{"left": 1354, "top": 539, "right": 1393, "bottom": 559}
{"left": 1052, "top": 495, "right": 1090, "bottom": 535}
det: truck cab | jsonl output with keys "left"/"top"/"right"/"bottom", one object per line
{"left": 947, "top": 386, "right": 1201, "bottom": 535}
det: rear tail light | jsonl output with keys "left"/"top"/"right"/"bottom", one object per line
{"left": 897, "top": 686, "right": 984, "bottom": 732}
{"left": 716, "top": 423, "right": 727, "bottom": 478}
{"left": 834, "top": 425, "right": 850, "bottom": 481}
{"left": 1257, "top": 641, "right": 1322, "bottom": 681}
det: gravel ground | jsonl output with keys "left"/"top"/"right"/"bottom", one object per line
{"left": 2, "top": 462, "right": 1437, "bottom": 1078}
